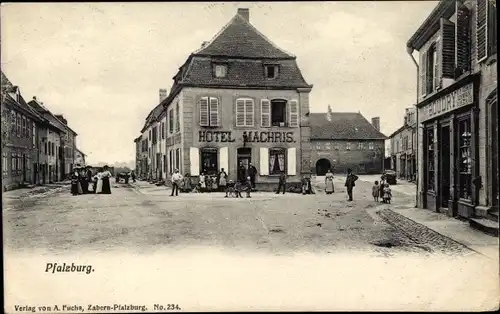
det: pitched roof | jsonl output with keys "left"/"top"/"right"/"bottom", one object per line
{"left": 27, "top": 100, "right": 67, "bottom": 133}
{"left": 194, "top": 14, "right": 294, "bottom": 59}
{"left": 310, "top": 112, "right": 387, "bottom": 140}
{"left": 1, "top": 72, "right": 44, "bottom": 122}
{"left": 182, "top": 57, "right": 310, "bottom": 88}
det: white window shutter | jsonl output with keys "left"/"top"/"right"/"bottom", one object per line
{"left": 236, "top": 99, "right": 245, "bottom": 127}
{"left": 189, "top": 147, "right": 200, "bottom": 176}
{"left": 420, "top": 51, "right": 427, "bottom": 96}
{"left": 259, "top": 147, "right": 269, "bottom": 175}
{"left": 219, "top": 147, "right": 229, "bottom": 173}
{"left": 200, "top": 97, "right": 209, "bottom": 126}
{"left": 289, "top": 100, "right": 299, "bottom": 127}
{"left": 261, "top": 99, "right": 271, "bottom": 127}
{"left": 209, "top": 97, "right": 219, "bottom": 126}
{"left": 287, "top": 147, "right": 296, "bottom": 175}
{"left": 245, "top": 99, "right": 254, "bottom": 126}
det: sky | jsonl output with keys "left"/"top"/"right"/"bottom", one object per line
{"left": 1, "top": 1, "right": 437, "bottom": 164}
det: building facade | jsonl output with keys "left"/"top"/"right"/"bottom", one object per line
{"left": 54, "top": 115, "right": 77, "bottom": 178}
{"left": 1, "top": 72, "right": 44, "bottom": 190}
{"left": 389, "top": 107, "right": 417, "bottom": 181}
{"left": 407, "top": 0, "right": 497, "bottom": 222}
{"left": 309, "top": 111, "right": 387, "bottom": 175}
{"left": 142, "top": 8, "right": 314, "bottom": 190}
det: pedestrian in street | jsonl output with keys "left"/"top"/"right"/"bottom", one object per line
{"left": 206, "top": 175, "right": 213, "bottom": 193}
{"left": 70, "top": 169, "right": 80, "bottom": 196}
{"left": 276, "top": 171, "right": 286, "bottom": 194}
{"left": 211, "top": 175, "right": 218, "bottom": 191}
{"left": 218, "top": 168, "right": 228, "bottom": 192}
{"left": 383, "top": 183, "right": 392, "bottom": 204}
{"left": 170, "top": 169, "right": 183, "bottom": 196}
{"left": 248, "top": 163, "right": 257, "bottom": 189}
{"left": 344, "top": 168, "right": 358, "bottom": 202}
{"left": 94, "top": 168, "right": 104, "bottom": 194}
{"left": 86, "top": 167, "right": 93, "bottom": 192}
{"left": 372, "top": 181, "right": 380, "bottom": 202}
{"left": 182, "top": 173, "right": 192, "bottom": 192}
{"left": 324, "top": 169, "right": 334, "bottom": 194}
{"left": 199, "top": 172, "right": 206, "bottom": 192}
{"left": 131, "top": 171, "right": 136, "bottom": 183}
{"left": 244, "top": 176, "right": 252, "bottom": 198}
{"left": 101, "top": 166, "right": 112, "bottom": 194}
{"left": 379, "top": 176, "right": 385, "bottom": 203}
{"left": 80, "top": 167, "right": 89, "bottom": 194}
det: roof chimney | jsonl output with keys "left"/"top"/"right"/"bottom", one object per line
{"left": 326, "top": 105, "right": 332, "bottom": 122}
{"left": 159, "top": 88, "right": 168, "bottom": 103}
{"left": 371, "top": 117, "right": 380, "bottom": 131}
{"left": 238, "top": 8, "right": 249, "bottom": 22}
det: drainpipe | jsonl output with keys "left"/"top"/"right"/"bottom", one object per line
{"left": 407, "top": 46, "right": 419, "bottom": 208}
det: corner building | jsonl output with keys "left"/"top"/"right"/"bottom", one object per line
{"left": 161, "top": 8, "right": 313, "bottom": 189}
{"left": 407, "top": 0, "right": 497, "bottom": 221}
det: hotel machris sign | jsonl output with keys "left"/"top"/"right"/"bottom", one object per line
{"left": 420, "top": 82, "right": 474, "bottom": 122}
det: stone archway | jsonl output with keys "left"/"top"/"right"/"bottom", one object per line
{"left": 315, "top": 158, "right": 331, "bottom": 176}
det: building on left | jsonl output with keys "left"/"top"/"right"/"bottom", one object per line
{"left": 1, "top": 71, "right": 80, "bottom": 191}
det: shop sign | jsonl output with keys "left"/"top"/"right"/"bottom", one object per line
{"left": 420, "top": 82, "right": 474, "bottom": 122}
{"left": 198, "top": 130, "right": 296, "bottom": 143}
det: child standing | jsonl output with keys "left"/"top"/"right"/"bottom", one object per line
{"left": 244, "top": 176, "right": 252, "bottom": 198}
{"left": 372, "top": 181, "right": 380, "bottom": 202}
{"left": 383, "top": 183, "right": 392, "bottom": 204}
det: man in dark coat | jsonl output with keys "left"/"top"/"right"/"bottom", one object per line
{"left": 248, "top": 163, "right": 257, "bottom": 189}
{"left": 276, "top": 171, "right": 286, "bottom": 194}
{"left": 344, "top": 168, "right": 359, "bottom": 201}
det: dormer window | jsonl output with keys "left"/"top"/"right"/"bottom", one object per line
{"left": 214, "top": 64, "right": 227, "bottom": 78}
{"left": 265, "top": 65, "right": 278, "bottom": 79}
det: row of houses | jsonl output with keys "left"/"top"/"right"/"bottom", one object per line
{"left": 1, "top": 71, "right": 85, "bottom": 191}
{"left": 133, "top": 8, "right": 387, "bottom": 191}
{"left": 387, "top": 0, "right": 497, "bottom": 234}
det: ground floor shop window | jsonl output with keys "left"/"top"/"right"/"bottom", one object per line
{"left": 426, "top": 128, "right": 435, "bottom": 192}
{"left": 458, "top": 117, "right": 472, "bottom": 200}
{"left": 201, "top": 148, "right": 218, "bottom": 175}
{"left": 175, "top": 148, "right": 180, "bottom": 171}
{"left": 269, "top": 148, "right": 286, "bottom": 175}
{"left": 169, "top": 150, "right": 173, "bottom": 174}
{"left": 2, "top": 153, "right": 7, "bottom": 177}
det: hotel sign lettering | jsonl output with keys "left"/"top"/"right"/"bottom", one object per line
{"left": 420, "top": 82, "right": 474, "bottom": 122}
{"left": 198, "top": 130, "right": 296, "bottom": 143}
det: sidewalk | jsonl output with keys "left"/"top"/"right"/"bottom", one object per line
{"left": 3, "top": 181, "right": 71, "bottom": 200}
{"left": 388, "top": 204, "right": 499, "bottom": 260}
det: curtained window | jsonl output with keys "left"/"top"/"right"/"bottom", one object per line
{"left": 269, "top": 148, "right": 286, "bottom": 175}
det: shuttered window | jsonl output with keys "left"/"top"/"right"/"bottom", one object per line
{"left": 189, "top": 147, "right": 200, "bottom": 176}
{"left": 168, "top": 109, "right": 174, "bottom": 134}
{"left": 434, "top": 36, "right": 441, "bottom": 90}
{"left": 420, "top": 51, "right": 427, "bottom": 96}
{"left": 259, "top": 147, "right": 269, "bottom": 175}
{"left": 440, "top": 18, "right": 455, "bottom": 82}
{"left": 175, "top": 102, "right": 181, "bottom": 132}
{"left": 288, "top": 99, "right": 299, "bottom": 127}
{"left": 455, "top": 2, "right": 471, "bottom": 75}
{"left": 287, "top": 147, "right": 296, "bottom": 176}
{"left": 261, "top": 99, "right": 271, "bottom": 127}
{"left": 235, "top": 98, "right": 254, "bottom": 127}
{"left": 199, "top": 97, "right": 219, "bottom": 127}
{"left": 476, "top": 0, "right": 488, "bottom": 62}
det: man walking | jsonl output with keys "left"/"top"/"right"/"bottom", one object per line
{"left": 344, "top": 168, "right": 359, "bottom": 201}
{"left": 170, "top": 169, "right": 183, "bottom": 196}
{"left": 248, "top": 163, "right": 257, "bottom": 189}
{"left": 276, "top": 170, "right": 286, "bottom": 194}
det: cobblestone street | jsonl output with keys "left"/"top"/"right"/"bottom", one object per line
{"left": 2, "top": 176, "right": 480, "bottom": 258}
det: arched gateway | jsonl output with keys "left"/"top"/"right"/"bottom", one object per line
{"left": 315, "top": 158, "right": 331, "bottom": 176}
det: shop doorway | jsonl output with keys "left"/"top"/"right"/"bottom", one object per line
{"left": 315, "top": 158, "right": 331, "bottom": 176}
{"left": 237, "top": 148, "right": 251, "bottom": 181}
{"left": 439, "top": 125, "right": 451, "bottom": 209}
{"left": 201, "top": 148, "right": 218, "bottom": 175}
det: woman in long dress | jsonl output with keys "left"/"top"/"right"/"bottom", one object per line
{"left": 199, "top": 173, "right": 206, "bottom": 192}
{"left": 70, "top": 170, "right": 80, "bottom": 196}
{"left": 325, "top": 169, "right": 334, "bottom": 194}
{"left": 218, "top": 168, "right": 228, "bottom": 192}
{"left": 95, "top": 169, "right": 104, "bottom": 194}
{"left": 101, "top": 166, "right": 112, "bottom": 194}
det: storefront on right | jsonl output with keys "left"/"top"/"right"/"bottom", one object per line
{"left": 417, "top": 74, "right": 479, "bottom": 218}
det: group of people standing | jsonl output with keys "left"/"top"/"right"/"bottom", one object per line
{"left": 324, "top": 168, "right": 359, "bottom": 201}
{"left": 372, "top": 175, "right": 392, "bottom": 203}
{"left": 70, "top": 165, "right": 112, "bottom": 195}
